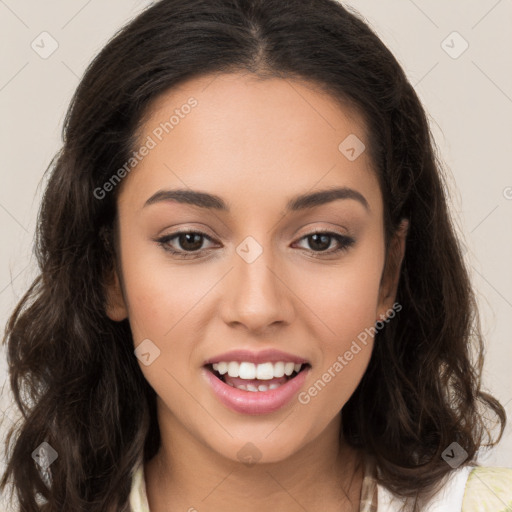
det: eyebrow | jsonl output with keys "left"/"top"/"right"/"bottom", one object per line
{"left": 143, "top": 186, "right": 370, "bottom": 212}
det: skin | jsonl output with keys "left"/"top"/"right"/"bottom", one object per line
{"left": 106, "top": 72, "right": 407, "bottom": 511}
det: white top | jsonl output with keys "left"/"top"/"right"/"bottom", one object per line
{"left": 129, "top": 457, "right": 512, "bottom": 511}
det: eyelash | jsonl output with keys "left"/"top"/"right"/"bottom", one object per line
{"left": 155, "top": 229, "right": 355, "bottom": 260}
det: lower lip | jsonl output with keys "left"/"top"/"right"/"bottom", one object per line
{"left": 203, "top": 366, "right": 310, "bottom": 415}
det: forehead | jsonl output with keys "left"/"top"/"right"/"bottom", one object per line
{"left": 118, "top": 72, "right": 382, "bottom": 215}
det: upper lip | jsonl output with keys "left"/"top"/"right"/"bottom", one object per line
{"left": 203, "top": 349, "right": 309, "bottom": 366}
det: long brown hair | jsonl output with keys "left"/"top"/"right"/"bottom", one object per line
{"left": 1, "top": 0, "right": 505, "bottom": 510}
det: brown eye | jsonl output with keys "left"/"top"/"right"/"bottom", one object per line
{"left": 156, "top": 230, "right": 216, "bottom": 258}
{"left": 307, "top": 233, "right": 332, "bottom": 251}
{"left": 175, "top": 232, "right": 205, "bottom": 251}
{"left": 295, "top": 231, "right": 355, "bottom": 255}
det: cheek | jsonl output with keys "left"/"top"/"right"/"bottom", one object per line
{"left": 298, "top": 350, "right": 372, "bottom": 434}
{"left": 293, "top": 235, "right": 384, "bottom": 414}
{"left": 296, "top": 259, "right": 381, "bottom": 418}
{"left": 120, "top": 241, "right": 212, "bottom": 340}
{"left": 296, "top": 244, "right": 385, "bottom": 344}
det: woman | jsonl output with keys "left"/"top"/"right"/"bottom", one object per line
{"left": 1, "top": 0, "right": 510, "bottom": 510}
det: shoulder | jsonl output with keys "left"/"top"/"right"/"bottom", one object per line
{"left": 376, "top": 465, "right": 512, "bottom": 512}
{"left": 462, "top": 466, "right": 512, "bottom": 512}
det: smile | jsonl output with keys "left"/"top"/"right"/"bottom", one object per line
{"left": 211, "top": 361, "right": 305, "bottom": 391}
{"left": 202, "top": 350, "right": 311, "bottom": 414}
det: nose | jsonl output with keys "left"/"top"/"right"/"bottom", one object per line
{"left": 220, "top": 239, "right": 295, "bottom": 334}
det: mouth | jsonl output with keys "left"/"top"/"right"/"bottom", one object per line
{"left": 205, "top": 361, "right": 312, "bottom": 392}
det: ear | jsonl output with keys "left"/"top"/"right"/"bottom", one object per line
{"left": 377, "top": 218, "right": 409, "bottom": 319}
{"left": 104, "top": 267, "right": 128, "bottom": 322}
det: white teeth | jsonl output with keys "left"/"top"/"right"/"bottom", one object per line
{"left": 232, "top": 382, "right": 283, "bottom": 392}
{"left": 273, "top": 361, "right": 285, "bottom": 377}
{"left": 227, "top": 361, "right": 239, "bottom": 377}
{"left": 284, "top": 362, "right": 295, "bottom": 376}
{"left": 211, "top": 360, "right": 305, "bottom": 379}
{"left": 256, "top": 362, "right": 274, "bottom": 380}
{"left": 215, "top": 362, "right": 228, "bottom": 375}
{"left": 239, "top": 362, "right": 256, "bottom": 379}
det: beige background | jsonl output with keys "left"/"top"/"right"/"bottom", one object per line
{"left": 1, "top": 0, "right": 511, "bottom": 505}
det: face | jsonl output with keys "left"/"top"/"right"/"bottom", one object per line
{"left": 106, "top": 72, "right": 406, "bottom": 464}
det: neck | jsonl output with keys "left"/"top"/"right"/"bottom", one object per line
{"left": 145, "top": 409, "right": 364, "bottom": 512}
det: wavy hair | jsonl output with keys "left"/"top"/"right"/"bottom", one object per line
{"left": 1, "top": 0, "right": 505, "bottom": 510}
